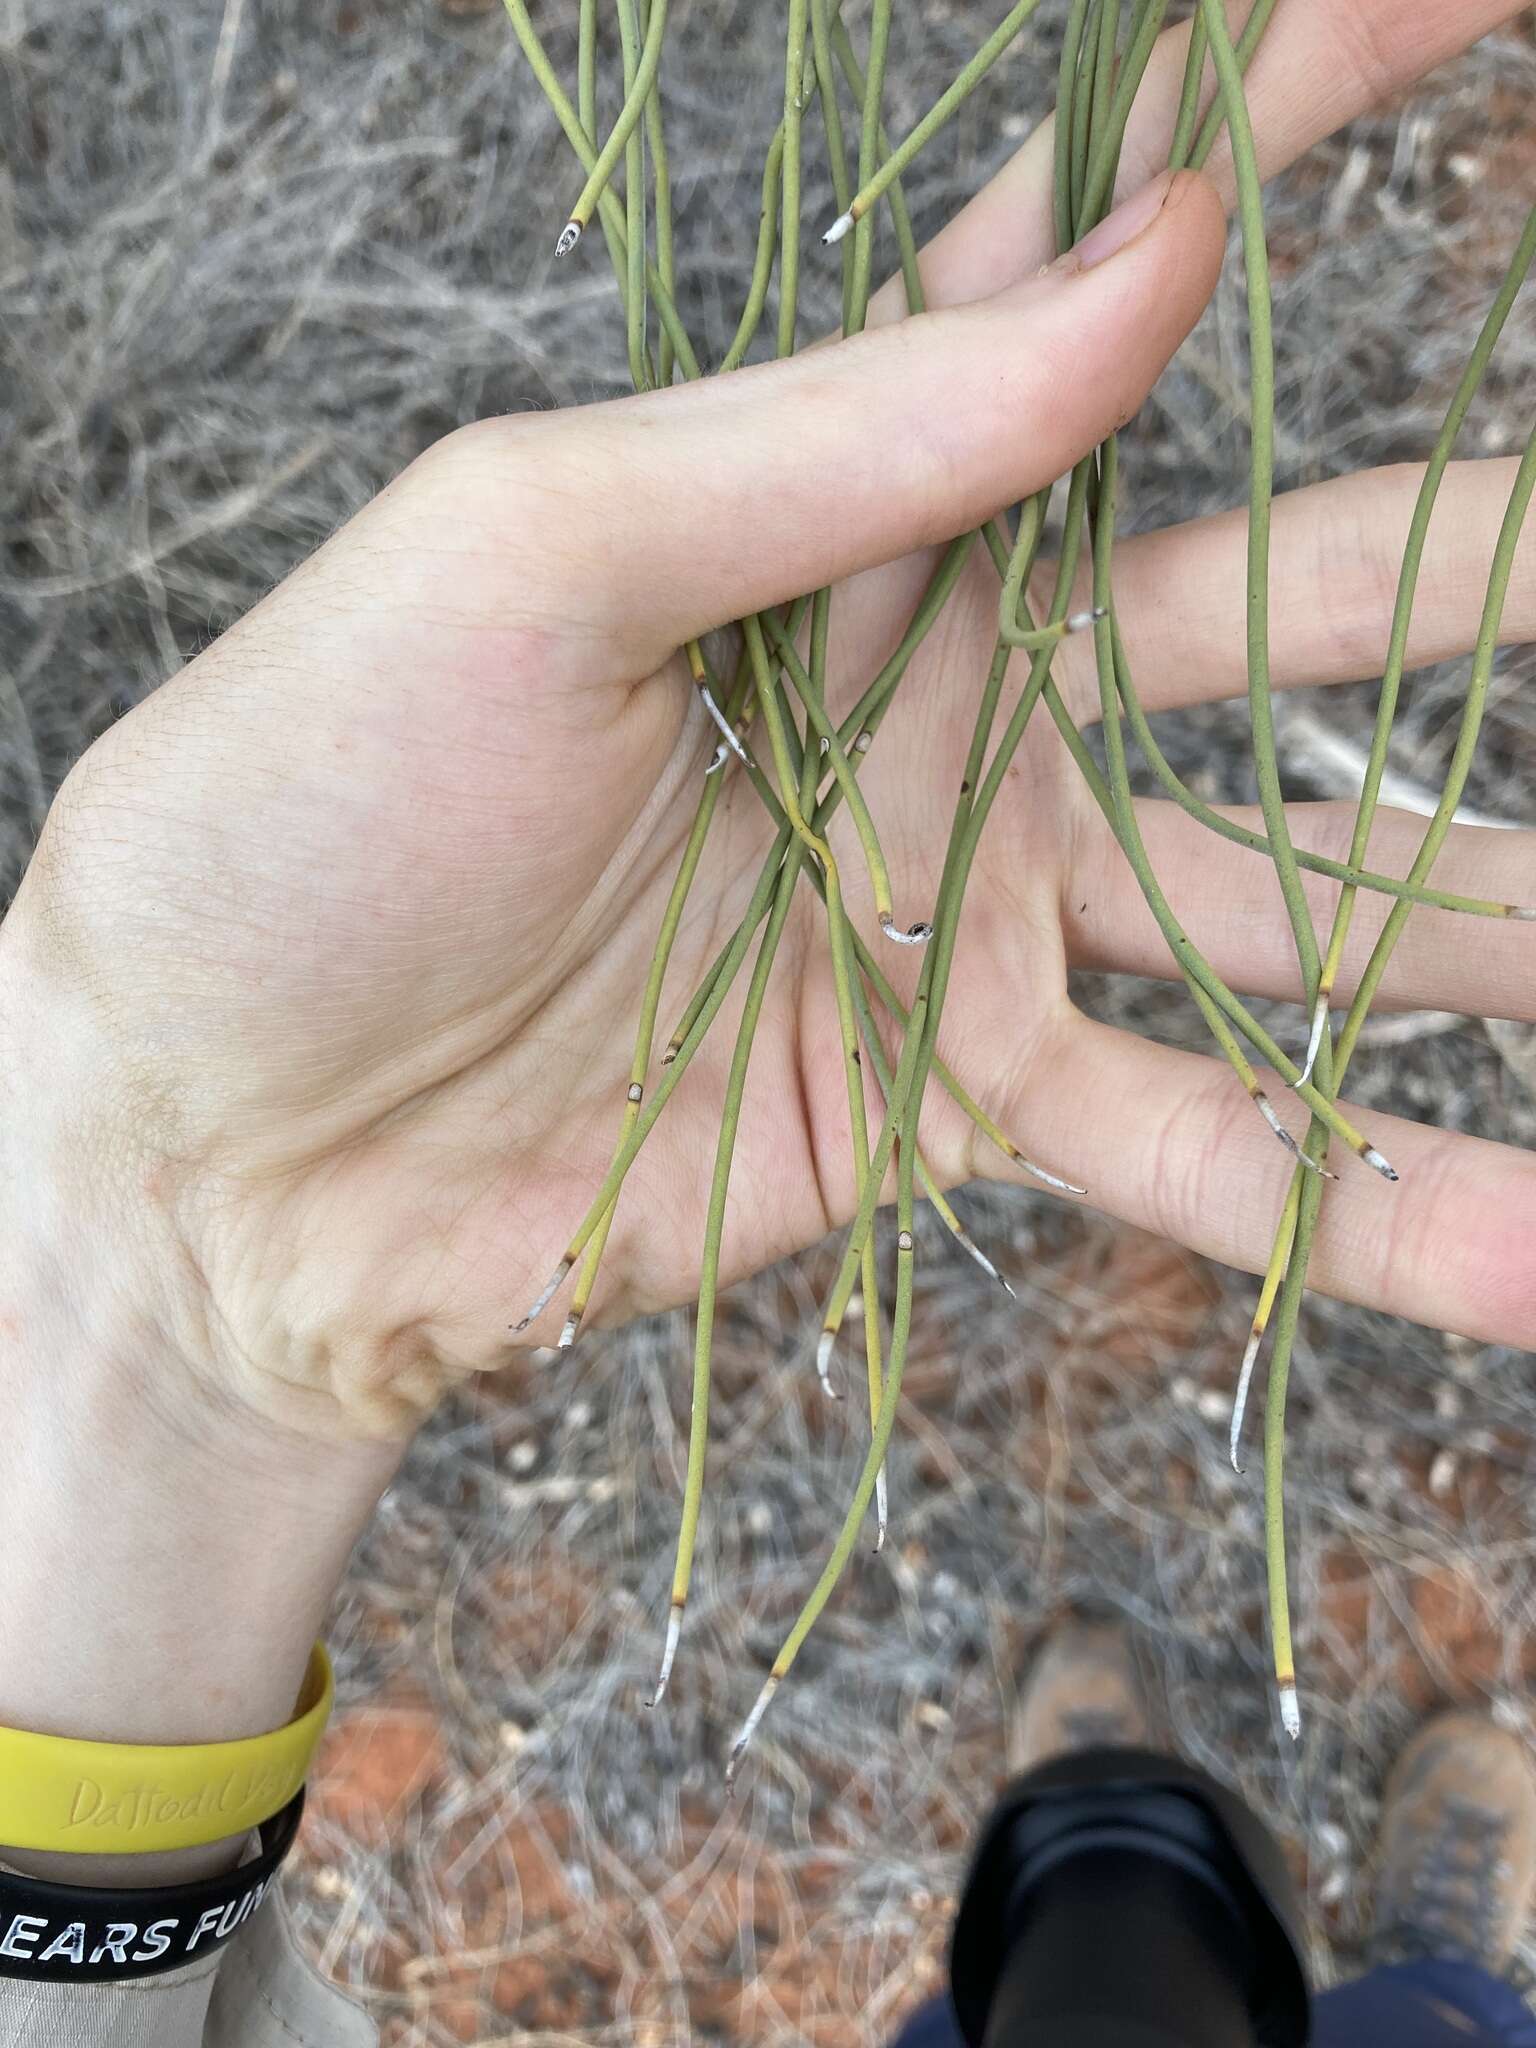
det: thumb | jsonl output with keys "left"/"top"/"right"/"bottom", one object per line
{"left": 492, "top": 167, "right": 1224, "bottom": 668}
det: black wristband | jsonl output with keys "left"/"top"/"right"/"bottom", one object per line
{"left": 0, "top": 1785, "right": 304, "bottom": 1983}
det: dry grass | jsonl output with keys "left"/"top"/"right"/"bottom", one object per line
{"left": 3, "top": 3, "right": 1536, "bottom": 2042}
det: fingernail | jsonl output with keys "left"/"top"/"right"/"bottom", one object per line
{"left": 1066, "top": 171, "right": 1177, "bottom": 272}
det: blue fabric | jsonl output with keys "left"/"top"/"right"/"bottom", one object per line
{"left": 1311, "top": 1959, "right": 1536, "bottom": 2048}
{"left": 887, "top": 1958, "right": 1536, "bottom": 2048}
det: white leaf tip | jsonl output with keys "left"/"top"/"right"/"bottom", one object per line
{"left": 815, "top": 1328, "right": 839, "bottom": 1397}
{"left": 650, "top": 1607, "right": 683, "bottom": 1707}
{"left": 1279, "top": 1682, "right": 1301, "bottom": 1740}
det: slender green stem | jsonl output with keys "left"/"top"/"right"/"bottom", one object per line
{"left": 761, "top": 609, "right": 930, "bottom": 943}
{"left": 1199, "top": 0, "right": 1319, "bottom": 1018}
{"left": 662, "top": 536, "right": 966, "bottom": 1066}
{"left": 807, "top": 587, "right": 892, "bottom": 1529}
{"left": 513, "top": 815, "right": 798, "bottom": 1330}
{"left": 818, "top": 472, "right": 1093, "bottom": 1356}
{"left": 824, "top": 0, "right": 1049, "bottom": 244}
{"left": 723, "top": 692, "right": 1084, "bottom": 1198}
{"left": 1188, "top": 0, "right": 1279, "bottom": 175}
{"left": 829, "top": 18, "right": 925, "bottom": 314}
{"left": 778, "top": 0, "right": 812, "bottom": 359}
{"left": 1053, "top": 0, "right": 1093, "bottom": 257}
{"left": 848, "top": 0, "right": 893, "bottom": 328}
{"left": 1260, "top": 1149, "right": 1322, "bottom": 1741}
{"left": 1166, "top": 6, "right": 1208, "bottom": 172}
{"left": 1297, "top": 201, "right": 1536, "bottom": 1083}
{"left": 557, "top": 0, "right": 669, "bottom": 253}
{"left": 561, "top": 657, "right": 754, "bottom": 1348}
{"left": 615, "top": 0, "right": 654, "bottom": 393}
{"left": 653, "top": 828, "right": 812, "bottom": 1701}
{"left": 1085, "top": 443, "right": 1348, "bottom": 1181}
{"left": 1109, "top": 617, "right": 1530, "bottom": 920}
{"left": 849, "top": 972, "right": 1017, "bottom": 1293}
{"left": 1249, "top": 406, "right": 1536, "bottom": 1738}
{"left": 1228, "top": 1174, "right": 1300, "bottom": 1474}
{"left": 1068, "top": 0, "right": 1104, "bottom": 228}
{"left": 723, "top": 131, "right": 787, "bottom": 372}
{"left": 1086, "top": 0, "right": 1122, "bottom": 210}
{"left": 501, "top": 0, "right": 701, "bottom": 377}
{"left": 1058, "top": 447, "right": 1395, "bottom": 1172}
{"left": 810, "top": 0, "right": 856, "bottom": 333}
{"left": 727, "top": 998, "right": 926, "bottom": 1783}
{"left": 1334, "top": 420, "right": 1536, "bottom": 1084}
{"left": 1079, "top": 0, "right": 1169, "bottom": 232}
{"left": 578, "top": 0, "right": 632, "bottom": 297}
{"left": 637, "top": 0, "right": 676, "bottom": 385}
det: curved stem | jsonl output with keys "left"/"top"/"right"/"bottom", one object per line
{"left": 1334, "top": 421, "right": 1536, "bottom": 1085}
{"left": 1108, "top": 617, "right": 1531, "bottom": 922}
{"left": 1187, "top": 0, "right": 1278, "bottom": 175}
{"left": 1297, "top": 201, "right": 1536, "bottom": 1082}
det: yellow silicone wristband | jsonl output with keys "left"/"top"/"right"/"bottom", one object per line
{"left": 0, "top": 1645, "right": 333, "bottom": 1857}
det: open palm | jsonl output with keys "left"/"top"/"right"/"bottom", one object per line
{"left": 8, "top": 0, "right": 1532, "bottom": 1442}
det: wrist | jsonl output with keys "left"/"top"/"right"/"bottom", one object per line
{"left": 0, "top": 931, "right": 401, "bottom": 1882}
{"left": 0, "top": 1226, "right": 394, "bottom": 1885}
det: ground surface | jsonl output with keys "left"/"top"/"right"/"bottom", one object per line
{"left": 4, "top": 3, "right": 1536, "bottom": 2043}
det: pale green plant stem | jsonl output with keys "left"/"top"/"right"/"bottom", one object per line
{"left": 810, "top": 0, "right": 856, "bottom": 333}
{"left": 560, "top": 654, "right": 755, "bottom": 1348}
{"left": 655, "top": 807, "right": 815, "bottom": 1701}
{"left": 1295, "top": 202, "right": 1536, "bottom": 1083}
{"left": 823, "top": 0, "right": 1050, "bottom": 244}
{"left": 1186, "top": 0, "right": 1278, "bottom": 175}
{"left": 719, "top": 671, "right": 1085, "bottom": 1203}
{"left": 726, "top": 1001, "right": 925, "bottom": 1783}
{"left": 1108, "top": 619, "right": 1531, "bottom": 920}
{"left": 1053, "top": 0, "right": 1093, "bottom": 256}
{"left": 615, "top": 0, "right": 653, "bottom": 392}
{"left": 828, "top": 18, "right": 924, "bottom": 314}
{"left": 848, "top": 0, "right": 893, "bottom": 326}
{"left": 557, "top": 0, "right": 669, "bottom": 252}
{"left": 1088, "top": 0, "right": 1123, "bottom": 172}
{"left": 501, "top": 1, "right": 700, "bottom": 376}
{"left": 761, "top": 609, "right": 924, "bottom": 941}
{"left": 1199, "top": 0, "right": 1320, "bottom": 1022}
{"left": 1255, "top": 429, "right": 1536, "bottom": 1724}
{"left": 1335, "top": 428, "right": 1536, "bottom": 1084}
{"left": 778, "top": 0, "right": 811, "bottom": 359}
{"left": 579, "top": 0, "right": 632, "bottom": 294}
{"left": 815, "top": 471, "right": 1093, "bottom": 1357}
{"left": 849, "top": 972, "right": 1018, "bottom": 1296}
{"left": 1166, "top": 5, "right": 1208, "bottom": 171}
{"left": 1068, "top": 0, "right": 1104, "bottom": 226}
{"left": 1078, "top": 0, "right": 1169, "bottom": 229}
{"left": 637, "top": 0, "right": 676, "bottom": 384}
{"left": 660, "top": 540, "right": 969, "bottom": 1064}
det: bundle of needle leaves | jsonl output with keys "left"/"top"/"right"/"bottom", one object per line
{"left": 503, "top": 0, "right": 1536, "bottom": 1769}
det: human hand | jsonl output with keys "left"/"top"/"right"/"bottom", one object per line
{"left": 3, "top": 0, "right": 1531, "bottom": 1474}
